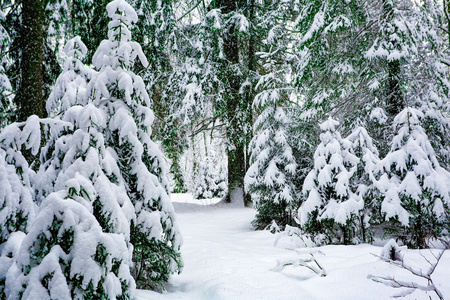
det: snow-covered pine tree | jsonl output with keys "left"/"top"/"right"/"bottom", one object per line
{"left": 87, "top": 0, "right": 182, "bottom": 290}
{"left": 245, "top": 79, "right": 298, "bottom": 229}
{"left": 376, "top": 107, "right": 450, "bottom": 248}
{"left": 364, "top": 0, "right": 450, "bottom": 161}
{"left": 193, "top": 161, "right": 219, "bottom": 200}
{"left": 405, "top": 0, "right": 450, "bottom": 169}
{"left": 10, "top": 109, "right": 135, "bottom": 300}
{"left": 346, "top": 124, "right": 381, "bottom": 242}
{"left": 0, "top": 121, "right": 36, "bottom": 246}
{"left": 2, "top": 36, "right": 136, "bottom": 299}
{"left": 298, "top": 118, "right": 361, "bottom": 245}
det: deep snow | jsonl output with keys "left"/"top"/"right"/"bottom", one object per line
{"left": 137, "top": 194, "right": 450, "bottom": 300}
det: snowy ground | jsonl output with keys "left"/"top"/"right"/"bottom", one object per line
{"left": 137, "top": 194, "right": 450, "bottom": 300}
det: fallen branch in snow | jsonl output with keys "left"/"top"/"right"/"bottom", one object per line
{"left": 368, "top": 243, "right": 448, "bottom": 299}
{"left": 272, "top": 252, "right": 327, "bottom": 277}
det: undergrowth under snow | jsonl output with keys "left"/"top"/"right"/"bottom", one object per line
{"left": 136, "top": 194, "right": 450, "bottom": 300}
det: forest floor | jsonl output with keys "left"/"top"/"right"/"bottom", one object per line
{"left": 136, "top": 194, "right": 450, "bottom": 300}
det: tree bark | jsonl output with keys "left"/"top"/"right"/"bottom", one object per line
{"left": 17, "top": 0, "right": 45, "bottom": 121}
{"left": 219, "top": 0, "right": 248, "bottom": 206}
{"left": 243, "top": 0, "right": 255, "bottom": 207}
{"left": 386, "top": 59, "right": 403, "bottom": 116}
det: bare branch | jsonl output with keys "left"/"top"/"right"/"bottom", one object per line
{"left": 370, "top": 249, "right": 446, "bottom": 300}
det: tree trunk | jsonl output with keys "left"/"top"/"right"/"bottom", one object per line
{"left": 219, "top": 0, "right": 248, "bottom": 206}
{"left": 243, "top": 0, "right": 255, "bottom": 207}
{"left": 386, "top": 59, "right": 403, "bottom": 117}
{"left": 17, "top": 0, "right": 45, "bottom": 121}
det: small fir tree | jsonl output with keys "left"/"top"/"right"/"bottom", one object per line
{"left": 245, "top": 102, "right": 298, "bottom": 230}
{"left": 346, "top": 125, "right": 381, "bottom": 242}
{"left": 298, "top": 118, "right": 361, "bottom": 244}
{"left": 376, "top": 107, "right": 450, "bottom": 248}
{"left": 193, "top": 160, "right": 226, "bottom": 200}
{"left": 3, "top": 37, "right": 135, "bottom": 299}
{"left": 87, "top": 0, "right": 182, "bottom": 289}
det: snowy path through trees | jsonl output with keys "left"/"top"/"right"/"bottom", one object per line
{"left": 136, "top": 194, "right": 450, "bottom": 300}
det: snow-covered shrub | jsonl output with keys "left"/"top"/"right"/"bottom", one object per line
{"left": 346, "top": 125, "right": 381, "bottom": 243}
{"left": 245, "top": 104, "right": 298, "bottom": 230}
{"left": 86, "top": 0, "right": 182, "bottom": 289}
{"left": 193, "top": 160, "right": 226, "bottom": 200}
{"left": 298, "top": 118, "right": 361, "bottom": 244}
{"left": 376, "top": 107, "right": 450, "bottom": 248}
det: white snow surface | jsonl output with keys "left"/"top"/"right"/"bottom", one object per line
{"left": 136, "top": 194, "right": 450, "bottom": 300}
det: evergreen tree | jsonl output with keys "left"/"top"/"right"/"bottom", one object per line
{"left": 376, "top": 107, "right": 450, "bottom": 248}
{"left": 346, "top": 125, "right": 381, "bottom": 242}
{"left": 245, "top": 94, "right": 298, "bottom": 229}
{"left": 86, "top": 0, "right": 182, "bottom": 289}
{"left": 298, "top": 118, "right": 360, "bottom": 244}
{"left": 292, "top": 0, "right": 370, "bottom": 125}
{"left": 0, "top": 122, "right": 36, "bottom": 246}
{"left": 2, "top": 35, "right": 135, "bottom": 300}
{"left": 193, "top": 159, "right": 226, "bottom": 200}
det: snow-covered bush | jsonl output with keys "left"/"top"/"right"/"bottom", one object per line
{"left": 380, "top": 239, "right": 403, "bottom": 261}
{"left": 298, "top": 118, "right": 361, "bottom": 244}
{"left": 86, "top": 0, "right": 182, "bottom": 289}
{"left": 245, "top": 104, "right": 298, "bottom": 230}
{"left": 376, "top": 107, "right": 450, "bottom": 248}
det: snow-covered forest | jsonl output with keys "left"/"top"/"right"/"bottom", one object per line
{"left": 0, "top": 0, "right": 449, "bottom": 299}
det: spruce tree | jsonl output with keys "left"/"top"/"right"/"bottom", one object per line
{"left": 298, "top": 118, "right": 360, "bottom": 244}
{"left": 376, "top": 107, "right": 450, "bottom": 248}
{"left": 346, "top": 125, "right": 381, "bottom": 242}
{"left": 245, "top": 96, "right": 298, "bottom": 229}
{"left": 3, "top": 35, "right": 135, "bottom": 300}
{"left": 87, "top": 0, "right": 182, "bottom": 289}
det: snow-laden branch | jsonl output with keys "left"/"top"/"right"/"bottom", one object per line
{"left": 369, "top": 245, "right": 447, "bottom": 300}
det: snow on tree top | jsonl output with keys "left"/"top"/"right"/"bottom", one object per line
{"left": 394, "top": 107, "right": 423, "bottom": 128}
{"left": 320, "top": 117, "right": 339, "bottom": 132}
{"left": 106, "top": 0, "right": 138, "bottom": 25}
{"left": 64, "top": 36, "right": 87, "bottom": 59}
